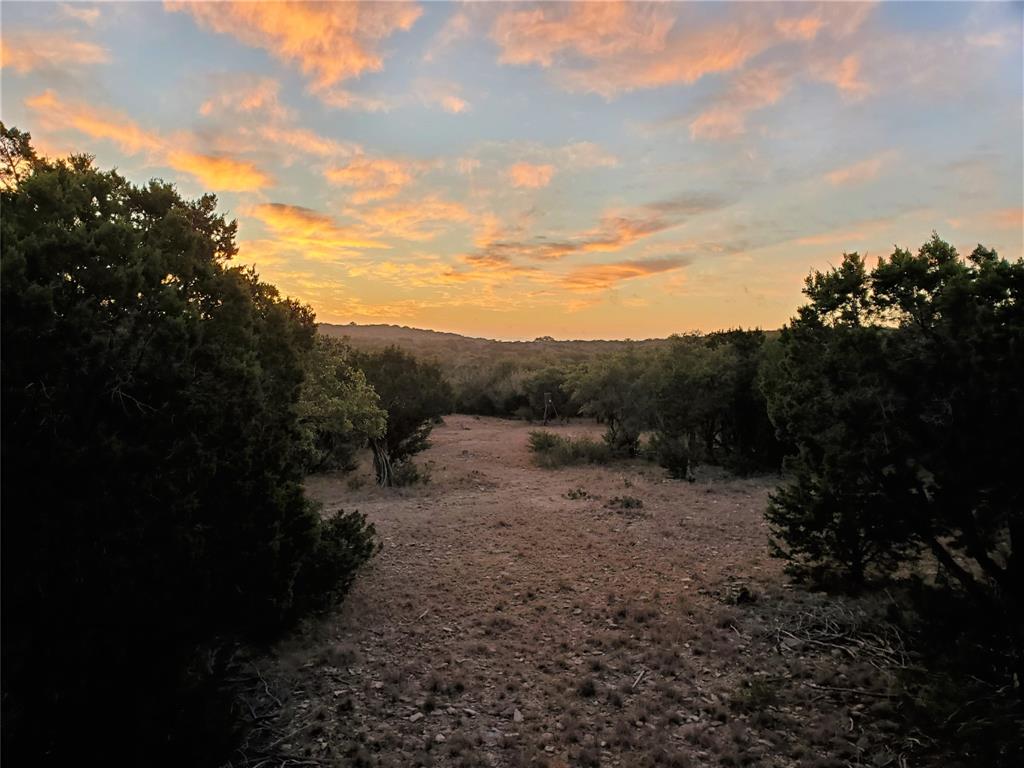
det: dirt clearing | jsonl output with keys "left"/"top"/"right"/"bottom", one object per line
{"left": 240, "top": 416, "right": 936, "bottom": 767}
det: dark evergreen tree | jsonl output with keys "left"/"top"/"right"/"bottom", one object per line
{"left": 0, "top": 126, "right": 377, "bottom": 765}
{"left": 764, "top": 236, "right": 1023, "bottom": 618}
{"left": 352, "top": 346, "right": 453, "bottom": 485}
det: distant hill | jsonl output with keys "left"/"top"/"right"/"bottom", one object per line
{"left": 318, "top": 323, "right": 669, "bottom": 360}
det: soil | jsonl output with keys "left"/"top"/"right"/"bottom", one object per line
{"left": 236, "top": 416, "right": 943, "bottom": 767}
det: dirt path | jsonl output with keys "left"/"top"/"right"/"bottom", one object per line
{"left": 255, "top": 416, "right": 908, "bottom": 768}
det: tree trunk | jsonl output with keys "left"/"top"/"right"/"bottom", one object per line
{"left": 371, "top": 438, "right": 392, "bottom": 487}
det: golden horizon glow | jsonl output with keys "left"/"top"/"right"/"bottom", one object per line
{"left": 2, "top": 1, "right": 1021, "bottom": 340}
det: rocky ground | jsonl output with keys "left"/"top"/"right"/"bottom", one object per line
{"left": 230, "top": 415, "right": 987, "bottom": 768}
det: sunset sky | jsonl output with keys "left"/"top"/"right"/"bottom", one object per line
{"left": 2, "top": 1, "right": 1022, "bottom": 340}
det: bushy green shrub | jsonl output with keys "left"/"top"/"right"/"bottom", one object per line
{"left": 648, "top": 432, "right": 693, "bottom": 479}
{"left": 567, "top": 348, "right": 656, "bottom": 455}
{"left": 528, "top": 430, "right": 562, "bottom": 453}
{"left": 0, "top": 127, "right": 377, "bottom": 765}
{"left": 764, "top": 236, "right": 1022, "bottom": 616}
{"left": 297, "top": 336, "right": 386, "bottom": 472}
{"left": 352, "top": 346, "right": 452, "bottom": 485}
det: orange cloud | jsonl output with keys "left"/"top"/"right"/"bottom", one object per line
{"left": 492, "top": 3, "right": 674, "bottom": 68}
{"left": 564, "top": 258, "right": 689, "bottom": 293}
{"left": 247, "top": 203, "right": 387, "bottom": 258}
{"left": 254, "top": 125, "right": 359, "bottom": 160}
{"left": 825, "top": 151, "right": 895, "bottom": 186}
{"left": 413, "top": 78, "right": 470, "bottom": 114}
{"left": 507, "top": 162, "right": 555, "bottom": 189}
{"left": 473, "top": 194, "right": 728, "bottom": 263}
{"left": 560, "top": 141, "right": 619, "bottom": 169}
{"left": 690, "top": 67, "right": 789, "bottom": 140}
{"left": 26, "top": 90, "right": 162, "bottom": 154}
{"left": 25, "top": 90, "right": 272, "bottom": 191}
{"left": 312, "top": 87, "right": 393, "bottom": 113}
{"left": 164, "top": 151, "right": 272, "bottom": 192}
{"left": 326, "top": 157, "right": 422, "bottom": 203}
{"left": 1, "top": 30, "right": 108, "bottom": 73}
{"left": 775, "top": 15, "right": 824, "bottom": 41}
{"left": 990, "top": 208, "right": 1024, "bottom": 230}
{"left": 199, "top": 76, "right": 291, "bottom": 120}
{"left": 348, "top": 197, "right": 473, "bottom": 241}
{"left": 167, "top": 1, "right": 421, "bottom": 98}
{"left": 815, "top": 55, "right": 871, "bottom": 99}
{"left": 491, "top": 3, "right": 875, "bottom": 98}
{"left": 794, "top": 215, "right": 899, "bottom": 247}
{"left": 441, "top": 95, "right": 468, "bottom": 114}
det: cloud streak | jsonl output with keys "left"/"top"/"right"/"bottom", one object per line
{"left": 564, "top": 257, "right": 690, "bottom": 293}
{"left": 1, "top": 29, "right": 108, "bottom": 73}
{"left": 25, "top": 90, "right": 273, "bottom": 191}
{"left": 246, "top": 203, "right": 387, "bottom": 260}
{"left": 825, "top": 151, "right": 896, "bottom": 186}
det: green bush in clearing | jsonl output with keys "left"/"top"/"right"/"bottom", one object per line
{"left": 528, "top": 431, "right": 611, "bottom": 468}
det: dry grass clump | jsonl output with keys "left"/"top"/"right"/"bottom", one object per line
{"left": 528, "top": 430, "right": 612, "bottom": 467}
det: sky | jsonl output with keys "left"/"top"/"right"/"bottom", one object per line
{"left": 1, "top": 1, "right": 1022, "bottom": 340}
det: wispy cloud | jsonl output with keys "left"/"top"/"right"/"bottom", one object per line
{"left": 246, "top": 203, "right": 387, "bottom": 259}
{"left": 825, "top": 151, "right": 897, "bottom": 186}
{"left": 564, "top": 257, "right": 690, "bottom": 293}
{"left": 507, "top": 162, "right": 555, "bottom": 189}
{"left": 813, "top": 54, "right": 871, "bottom": 99}
{"left": 346, "top": 197, "right": 474, "bottom": 241}
{"left": 26, "top": 90, "right": 273, "bottom": 191}
{"left": 423, "top": 9, "right": 472, "bottom": 62}
{"left": 167, "top": 0, "right": 421, "bottom": 106}
{"left": 199, "top": 76, "right": 292, "bottom": 121}
{"left": 472, "top": 193, "right": 730, "bottom": 263}
{"left": 690, "top": 66, "right": 790, "bottom": 140}
{"left": 490, "top": 2, "right": 874, "bottom": 99}
{"left": 325, "top": 156, "right": 427, "bottom": 203}
{"left": 58, "top": 4, "right": 101, "bottom": 26}
{"left": 989, "top": 208, "right": 1024, "bottom": 230}
{"left": 415, "top": 78, "right": 470, "bottom": 114}
{"left": 1, "top": 30, "right": 108, "bottom": 73}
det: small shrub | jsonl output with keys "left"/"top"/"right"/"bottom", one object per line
{"left": 391, "top": 460, "right": 432, "bottom": 486}
{"left": 566, "top": 487, "right": 589, "bottom": 500}
{"left": 528, "top": 431, "right": 611, "bottom": 468}
{"left": 528, "top": 430, "right": 561, "bottom": 453}
{"left": 607, "top": 496, "right": 644, "bottom": 510}
{"left": 577, "top": 677, "right": 597, "bottom": 698}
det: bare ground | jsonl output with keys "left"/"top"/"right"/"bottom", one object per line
{"left": 237, "top": 416, "right": 952, "bottom": 768}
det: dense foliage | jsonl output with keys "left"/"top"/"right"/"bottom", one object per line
{"left": 763, "top": 236, "right": 1023, "bottom": 626}
{"left": 297, "top": 336, "right": 386, "bottom": 472}
{"left": 567, "top": 348, "right": 655, "bottom": 455}
{"left": 649, "top": 330, "right": 783, "bottom": 477}
{"left": 0, "top": 126, "right": 377, "bottom": 765}
{"left": 352, "top": 345, "right": 453, "bottom": 485}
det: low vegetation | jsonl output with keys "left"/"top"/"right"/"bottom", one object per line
{"left": 528, "top": 430, "right": 612, "bottom": 468}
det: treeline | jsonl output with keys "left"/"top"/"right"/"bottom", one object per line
{"left": 0, "top": 126, "right": 448, "bottom": 765}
